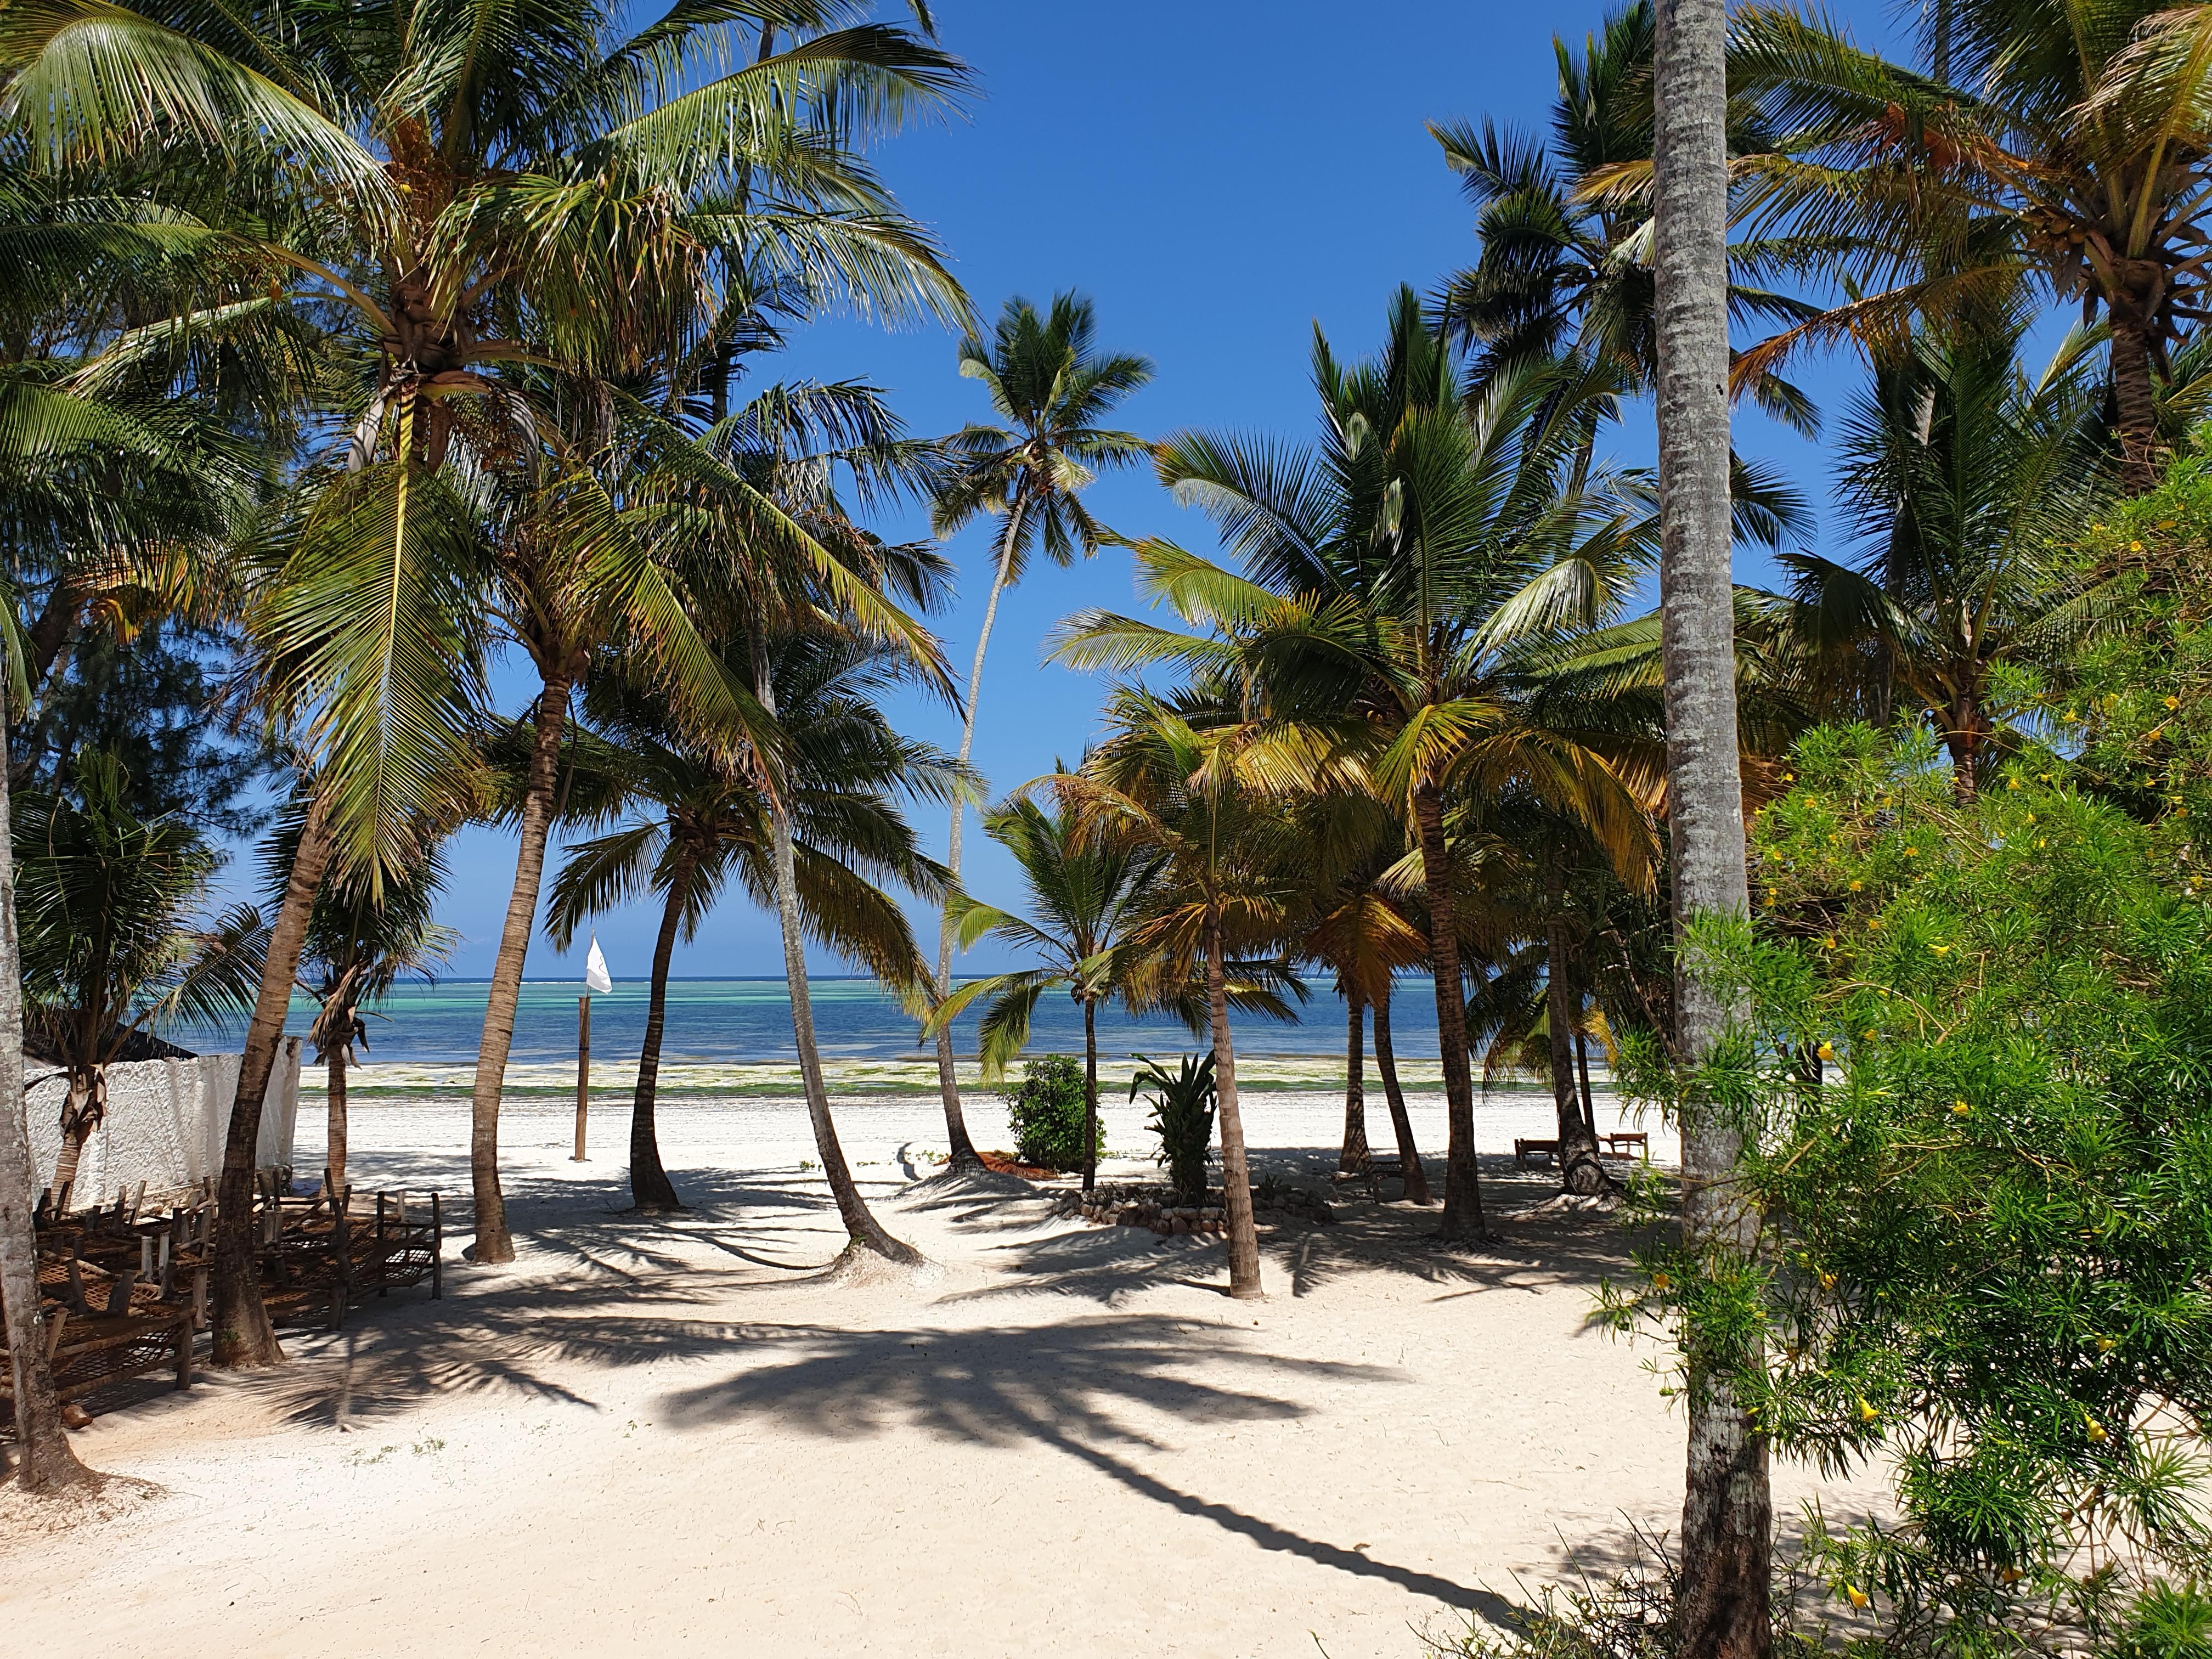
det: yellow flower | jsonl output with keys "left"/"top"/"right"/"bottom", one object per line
{"left": 2096, "top": 1336, "right": 2116, "bottom": 1353}
{"left": 1867, "top": 917, "right": 1881, "bottom": 930}
{"left": 2000, "top": 1566, "right": 2024, "bottom": 1584}
{"left": 2038, "top": 839, "right": 2049, "bottom": 850}
{"left": 1858, "top": 1396, "right": 1880, "bottom": 1423}
{"left": 1863, "top": 1028, "right": 1877, "bottom": 1037}
{"left": 2151, "top": 727, "right": 2166, "bottom": 743}
{"left": 2008, "top": 776, "right": 2022, "bottom": 791}
{"left": 1816, "top": 1041, "right": 1836, "bottom": 1061}
{"left": 2166, "top": 696, "right": 2181, "bottom": 710}
{"left": 1903, "top": 845, "right": 1918, "bottom": 857}
{"left": 1819, "top": 1271, "right": 1837, "bottom": 1290}
{"left": 2086, "top": 1417, "right": 2109, "bottom": 1444}
{"left": 1931, "top": 943, "right": 1951, "bottom": 956}
{"left": 1844, "top": 1584, "right": 1871, "bottom": 1610}
{"left": 1849, "top": 879, "right": 1864, "bottom": 892}
{"left": 1951, "top": 1099, "right": 1972, "bottom": 1117}
{"left": 2066, "top": 709, "right": 2080, "bottom": 721}
{"left": 2131, "top": 539, "right": 2145, "bottom": 552}
{"left": 1822, "top": 935, "right": 1837, "bottom": 949}
{"left": 2025, "top": 812, "right": 2035, "bottom": 822}
{"left": 2039, "top": 772, "right": 2052, "bottom": 782}
{"left": 1651, "top": 1272, "right": 1672, "bottom": 1291}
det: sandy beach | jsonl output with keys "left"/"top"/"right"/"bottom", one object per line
{"left": 0, "top": 1064, "right": 1874, "bottom": 1658}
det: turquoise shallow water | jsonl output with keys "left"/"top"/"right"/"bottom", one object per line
{"left": 173, "top": 975, "right": 1444, "bottom": 1068}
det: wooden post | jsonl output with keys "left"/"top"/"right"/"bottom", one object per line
{"left": 572, "top": 995, "right": 591, "bottom": 1160}
{"left": 375, "top": 1192, "right": 388, "bottom": 1297}
{"left": 430, "top": 1192, "right": 443, "bottom": 1300}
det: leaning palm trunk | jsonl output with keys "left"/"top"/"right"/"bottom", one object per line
{"left": 930, "top": 546, "right": 1018, "bottom": 1172}
{"left": 628, "top": 854, "right": 692, "bottom": 1212}
{"left": 1654, "top": 0, "right": 1773, "bottom": 1648}
{"left": 466, "top": 670, "right": 572, "bottom": 1265}
{"left": 0, "top": 699, "right": 93, "bottom": 1490}
{"left": 757, "top": 650, "right": 918, "bottom": 1265}
{"left": 212, "top": 792, "right": 334, "bottom": 1369}
{"left": 1206, "top": 915, "right": 1262, "bottom": 1298}
{"left": 1413, "top": 784, "right": 1488, "bottom": 1240}
{"left": 2109, "top": 311, "right": 2163, "bottom": 494}
{"left": 1339, "top": 997, "right": 1370, "bottom": 1173}
{"left": 1370, "top": 990, "right": 1432, "bottom": 1205}
{"left": 47, "top": 1069, "right": 105, "bottom": 1202}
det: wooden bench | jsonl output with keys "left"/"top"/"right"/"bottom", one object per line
{"left": 1330, "top": 1156, "right": 1413, "bottom": 1200}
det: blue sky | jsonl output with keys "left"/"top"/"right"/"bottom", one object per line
{"left": 421, "top": 0, "right": 1915, "bottom": 981}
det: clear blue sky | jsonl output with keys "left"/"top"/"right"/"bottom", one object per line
{"left": 418, "top": 0, "right": 1912, "bottom": 981}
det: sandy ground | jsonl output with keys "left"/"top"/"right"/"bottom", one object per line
{"left": 1, "top": 1067, "right": 1875, "bottom": 1658}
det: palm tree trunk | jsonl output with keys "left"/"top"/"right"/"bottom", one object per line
{"left": 1576, "top": 1028, "right": 1598, "bottom": 1142}
{"left": 0, "top": 693, "right": 94, "bottom": 1491}
{"left": 1080, "top": 996, "right": 1100, "bottom": 1192}
{"left": 49, "top": 1070, "right": 99, "bottom": 1200}
{"left": 1412, "top": 782, "right": 1488, "bottom": 1241}
{"left": 1945, "top": 691, "right": 1981, "bottom": 803}
{"left": 212, "top": 791, "right": 334, "bottom": 1369}
{"left": 2108, "top": 309, "right": 2162, "bottom": 495}
{"left": 465, "top": 668, "right": 572, "bottom": 1266}
{"left": 757, "top": 644, "right": 918, "bottom": 1264}
{"left": 930, "top": 543, "right": 1020, "bottom": 1173}
{"left": 1371, "top": 990, "right": 1432, "bottom": 1205}
{"left": 1339, "top": 996, "right": 1370, "bottom": 1173}
{"left": 629, "top": 849, "right": 692, "bottom": 1213}
{"left": 1546, "top": 916, "right": 1607, "bottom": 1195}
{"left": 1655, "top": 0, "right": 1773, "bottom": 1646}
{"left": 327, "top": 1041, "right": 347, "bottom": 1197}
{"left": 1207, "top": 913, "right": 1262, "bottom": 1299}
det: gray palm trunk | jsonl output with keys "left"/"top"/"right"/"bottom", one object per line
{"left": 1370, "top": 990, "right": 1433, "bottom": 1205}
{"left": 628, "top": 849, "right": 693, "bottom": 1212}
{"left": 1206, "top": 914, "right": 1262, "bottom": 1298}
{"left": 1339, "top": 997, "right": 1370, "bottom": 1172}
{"left": 326, "top": 1040, "right": 348, "bottom": 1197}
{"left": 1546, "top": 891, "right": 1607, "bottom": 1194}
{"left": 466, "top": 669, "right": 573, "bottom": 1266}
{"left": 931, "top": 537, "right": 1021, "bottom": 1171}
{"left": 212, "top": 791, "right": 334, "bottom": 1369}
{"left": 757, "top": 646, "right": 918, "bottom": 1263}
{"left": 1413, "top": 783, "right": 1489, "bottom": 1239}
{"left": 0, "top": 699, "right": 94, "bottom": 1490}
{"left": 1080, "top": 995, "right": 1099, "bottom": 1192}
{"left": 1654, "top": 0, "right": 1773, "bottom": 1650}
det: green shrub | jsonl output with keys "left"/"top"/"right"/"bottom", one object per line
{"left": 1002, "top": 1054, "right": 1094, "bottom": 1171}
{"left": 1611, "top": 724, "right": 2212, "bottom": 1656}
{"left": 1130, "top": 1052, "right": 1215, "bottom": 1199}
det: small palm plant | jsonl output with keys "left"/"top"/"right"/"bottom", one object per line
{"left": 1130, "top": 1053, "right": 1215, "bottom": 1204}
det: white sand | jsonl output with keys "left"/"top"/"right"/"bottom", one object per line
{"left": 1, "top": 1066, "right": 1874, "bottom": 1658}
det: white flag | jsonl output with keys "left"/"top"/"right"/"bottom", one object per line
{"left": 584, "top": 934, "right": 613, "bottom": 995}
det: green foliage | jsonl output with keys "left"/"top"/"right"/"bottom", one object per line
{"left": 1610, "top": 724, "right": 2212, "bottom": 1655}
{"left": 1002, "top": 1054, "right": 1094, "bottom": 1173}
{"left": 1130, "top": 1052, "right": 1215, "bottom": 1199}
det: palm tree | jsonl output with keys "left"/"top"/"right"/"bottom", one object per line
{"left": 1060, "top": 292, "right": 1663, "bottom": 1243}
{"left": 548, "top": 634, "right": 956, "bottom": 1213}
{"left": 1061, "top": 689, "right": 1307, "bottom": 1300}
{"left": 1655, "top": 0, "right": 1771, "bottom": 1646}
{"left": 4, "top": 0, "right": 973, "bottom": 1279}
{"left": 926, "top": 294, "right": 1152, "bottom": 1169}
{"left": 1432, "top": 2, "right": 1814, "bottom": 447}
{"left": 922, "top": 794, "right": 1163, "bottom": 1193}
{"left": 1730, "top": 0, "right": 2212, "bottom": 489}
{"left": 1781, "top": 322, "right": 2119, "bottom": 798}
{"left": 15, "top": 751, "right": 266, "bottom": 1197}
{"left": 290, "top": 844, "right": 456, "bottom": 1198}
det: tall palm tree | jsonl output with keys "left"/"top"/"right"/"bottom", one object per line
{"left": 1060, "top": 293, "right": 1663, "bottom": 1243}
{"left": 1060, "top": 689, "right": 1307, "bottom": 1300}
{"left": 1432, "top": 2, "right": 1815, "bottom": 448}
{"left": 1730, "top": 0, "right": 2212, "bottom": 489}
{"left": 548, "top": 635, "right": 955, "bottom": 1213}
{"left": 16, "top": 751, "right": 266, "bottom": 1195}
{"left": 1782, "top": 322, "right": 2120, "bottom": 798}
{"left": 1655, "top": 0, "right": 1770, "bottom": 1646}
{"left": 923, "top": 794, "right": 1161, "bottom": 1193}
{"left": 926, "top": 294, "right": 1152, "bottom": 1169}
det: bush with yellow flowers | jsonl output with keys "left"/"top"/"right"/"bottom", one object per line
{"left": 1607, "top": 724, "right": 2212, "bottom": 1658}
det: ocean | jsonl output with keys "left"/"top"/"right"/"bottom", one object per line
{"left": 172, "top": 975, "right": 1446, "bottom": 1069}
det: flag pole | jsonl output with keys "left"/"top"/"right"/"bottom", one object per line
{"left": 572, "top": 994, "right": 590, "bottom": 1161}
